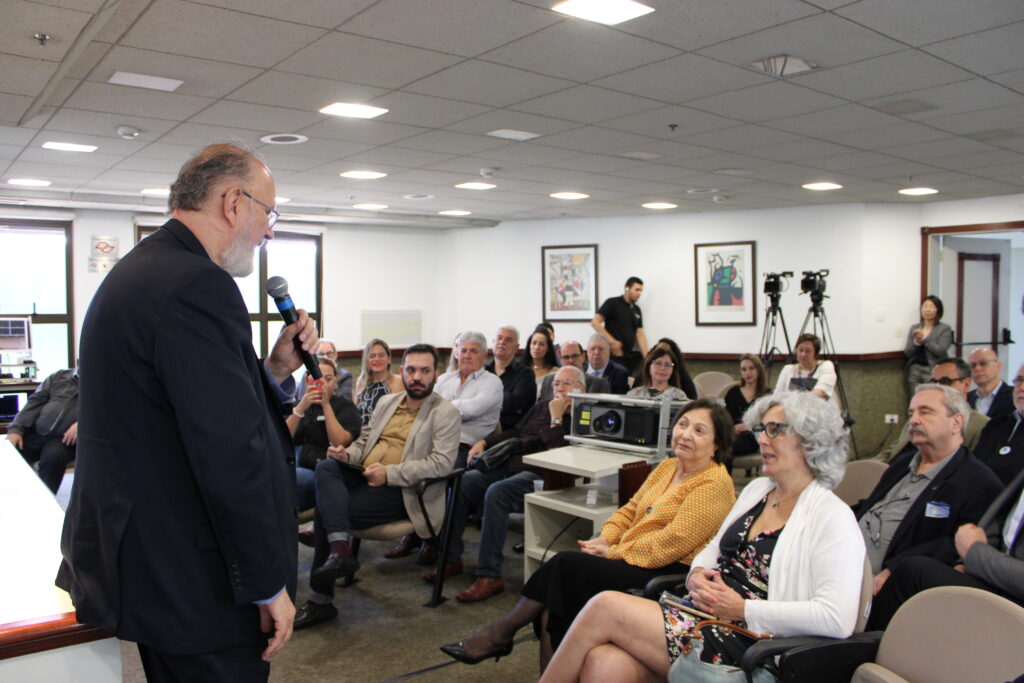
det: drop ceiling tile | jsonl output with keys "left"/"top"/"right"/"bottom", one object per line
{"left": 925, "top": 103, "right": 1024, "bottom": 134}
{"left": 299, "top": 117, "right": 426, "bottom": 146}
{"left": 421, "top": 155, "right": 529, "bottom": 175}
{"left": 27, "top": 130, "right": 144, "bottom": 155}
{"left": 612, "top": 0, "right": 819, "bottom": 52}
{"left": 0, "top": 126, "right": 38, "bottom": 146}
{"left": 85, "top": 168, "right": 177, "bottom": 187}
{"left": 256, "top": 145, "right": 375, "bottom": 171}
{"left": 156, "top": 122, "right": 265, "bottom": 147}
{"left": 16, "top": 147, "right": 122, "bottom": 169}
{"left": 227, "top": 71, "right": 387, "bottom": 113}
{"left": 510, "top": 86, "right": 664, "bottom": 125}
{"left": 551, "top": 173, "right": 636, "bottom": 190}
{"left": 62, "top": 82, "right": 215, "bottom": 120}
{"left": 392, "top": 129, "right": 509, "bottom": 154}
{"left": 121, "top": 0, "right": 327, "bottom": 68}
{"left": 444, "top": 109, "right": 581, "bottom": 137}
{"left": 926, "top": 22, "right": 1024, "bottom": 76}
{"left": 125, "top": 141, "right": 200, "bottom": 161}
{"left": 885, "top": 137, "right": 997, "bottom": 161}
{"left": 190, "top": 0, "right": 374, "bottom": 28}
{"left": 86, "top": 45, "right": 262, "bottom": 98}
{"left": 404, "top": 60, "right": 574, "bottom": 107}
{"left": 5, "top": 160, "right": 104, "bottom": 180}
{"left": 789, "top": 50, "right": 974, "bottom": 101}
{"left": 680, "top": 125, "right": 803, "bottom": 153}
{"left": 967, "top": 161, "right": 1024, "bottom": 181}
{"left": 682, "top": 154, "right": 777, "bottom": 172}
{"left": 339, "top": 0, "right": 558, "bottom": 57}
{"left": 686, "top": 81, "right": 846, "bottom": 123}
{"left": 111, "top": 154, "right": 187, "bottom": 173}
{"left": 479, "top": 19, "right": 679, "bottom": 82}
{"left": 0, "top": 1, "right": 92, "bottom": 61}
{"left": 698, "top": 13, "right": 904, "bottom": 69}
{"left": 365, "top": 92, "right": 491, "bottom": 128}
{"left": 844, "top": 160, "right": 941, "bottom": 179}
{"left": 762, "top": 104, "right": 902, "bottom": 137}
{"left": 800, "top": 150, "right": 904, "bottom": 171}
{"left": 990, "top": 68, "right": 1024, "bottom": 95}
{"left": 601, "top": 106, "right": 740, "bottom": 138}
{"left": 928, "top": 149, "right": 1024, "bottom": 170}
{"left": 863, "top": 78, "right": 1024, "bottom": 121}
{"left": 500, "top": 165, "right": 578, "bottom": 182}
{"left": 548, "top": 154, "right": 649, "bottom": 173}
{"left": 343, "top": 146, "right": 457, "bottom": 168}
{"left": 938, "top": 177, "right": 1022, "bottom": 197}
{"left": 190, "top": 101, "right": 323, "bottom": 132}
{"left": 593, "top": 53, "right": 770, "bottom": 104}
{"left": 828, "top": 121, "right": 950, "bottom": 149}
{"left": 532, "top": 126, "right": 657, "bottom": 154}
{"left": 615, "top": 181, "right": 687, "bottom": 196}
{"left": 835, "top": 0, "right": 1024, "bottom": 46}
{"left": 41, "top": 108, "right": 172, "bottom": 141}
{"left": 615, "top": 164, "right": 718, "bottom": 183}
{"left": 0, "top": 54, "right": 60, "bottom": 97}
{"left": 750, "top": 139, "right": 856, "bottom": 162}
{"left": 472, "top": 143, "right": 583, "bottom": 164}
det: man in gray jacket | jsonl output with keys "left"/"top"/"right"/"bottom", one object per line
{"left": 6, "top": 367, "right": 78, "bottom": 492}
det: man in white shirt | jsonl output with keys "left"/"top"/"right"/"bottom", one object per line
{"left": 435, "top": 330, "right": 503, "bottom": 468}
{"left": 967, "top": 347, "right": 1015, "bottom": 419}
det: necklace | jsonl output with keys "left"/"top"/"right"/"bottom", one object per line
{"left": 770, "top": 490, "right": 799, "bottom": 510}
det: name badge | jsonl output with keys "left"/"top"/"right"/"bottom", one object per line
{"left": 925, "top": 501, "right": 951, "bottom": 519}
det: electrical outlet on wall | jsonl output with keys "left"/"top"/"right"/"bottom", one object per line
{"left": 894, "top": 325, "right": 903, "bottom": 338}
{"left": 884, "top": 414, "right": 899, "bottom": 424}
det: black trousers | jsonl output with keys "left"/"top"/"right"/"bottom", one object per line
{"left": 21, "top": 430, "right": 75, "bottom": 493}
{"left": 137, "top": 641, "right": 268, "bottom": 683}
{"left": 868, "top": 555, "right": 1011, "bottom": 630}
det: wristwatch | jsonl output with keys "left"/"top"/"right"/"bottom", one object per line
{"left": 550, "top": 417, "right": 562, "bottom": 427}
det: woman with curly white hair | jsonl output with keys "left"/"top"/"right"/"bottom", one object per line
{"left": 539, "top": 391, "right": 866, "bottom": 683}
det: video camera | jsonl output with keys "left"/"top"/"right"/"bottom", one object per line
{"left": 763, "top": 271, "right": 793, "bottom": 296}
{"left": 800, "top": 269, "right": 829, "bottom": 302}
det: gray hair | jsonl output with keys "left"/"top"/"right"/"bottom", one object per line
{"left": 556, "top": 365, "right": 586, "bottom": 389}
{"left": 587, "top": 333, "right": 611, "bottom": 350}
{"left": 456, "top": 330, "right": 488, "bottom": 354}
{"left": 169, "top": 143, "right": 258, "bottom": 211}
{"left": 496, "top": 325, "right": 520, "bottom": 344}
{"left": 914, "top": 383, "right": 970, "bottom": 434}
{"left": 743, "top": 390, "right": 848, "bottom": 490}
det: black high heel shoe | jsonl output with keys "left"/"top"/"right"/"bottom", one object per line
{"left": 440, "top": 638, "right": 514, "bottom": 664}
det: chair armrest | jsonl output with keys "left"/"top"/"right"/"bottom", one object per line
{"left": 414, "top": 467, "right": 466, "bottom": 495}
{"left": 741, "top": 632, "right": 882, "bottom": 682}
{"left": 640, "top": 573, "right": 687, "bottom": 600}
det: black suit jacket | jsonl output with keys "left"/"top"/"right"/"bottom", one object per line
{"left": 584, "top": 360, "right": 630, "bottom": 394}
{"left": 973, "top": 412, "right": 1024, "bottom": 486}
{"left": 57, "top": 219, "right": 297, "bottom": 654}
{"left": 968, "top": 382, "right": 1015, "bottom": 420}
{"left": 854, "top": 446, "right": 1002, "bottom": 570}
{"left": 486, "top": 359, "right": 536, "bottom": 430}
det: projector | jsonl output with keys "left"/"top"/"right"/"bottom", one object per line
{"left": 573, "top": 398, "right": 661, "bottom": 447}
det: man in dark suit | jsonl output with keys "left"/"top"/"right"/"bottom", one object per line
{"left": 583, "top": 334, "right": 630, "bottom": 394}
{"left": 973, "top": 363, "right": 1024, "bottom": 486}
{"left": 539, "top": 339, "right": 610, "bottom": 400}
{"left": 967, "top": 347, "right": 1015, "bottom": 419}
{"left": 854, "top": 383, "right": 1002, "bottom": 599}
{"left": 57, "top": 144, "right": 317, "bottom": 681}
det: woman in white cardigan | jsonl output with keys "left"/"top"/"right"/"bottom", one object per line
{"left": 539, "top": 391, "right": 866, "bottom": 683}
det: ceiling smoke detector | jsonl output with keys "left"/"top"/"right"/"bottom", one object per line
{"left": 116, "top": 125, "right": 140, "bottom": 139}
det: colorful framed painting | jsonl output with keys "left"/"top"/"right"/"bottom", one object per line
{"left": 694, "top": 241, "right": 757, "bottom": 326}
{"left": 542, "top": 244, "right": 599, "bottom": 322}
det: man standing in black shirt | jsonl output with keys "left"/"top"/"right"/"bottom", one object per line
{"left": 592, "top": 276, "right": 647, "bottom": 376}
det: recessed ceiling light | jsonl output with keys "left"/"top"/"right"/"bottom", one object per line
{"left": 108, "top": 70, "right": 183, "bottom": 92}
{"left": 260, "top": 133, "right": 308, "bottom": 145}
{"left": 551, "top": 0, "right": 655, "bottom": 26}
{"left": 353, "top": 203, "right": 388, "bottom": 210}
{"left": 340, "top": 170, "right": 387, "bottom": 180}
{"left": 275, "top": 197, "right": 290, "bottom": 203}
{"left": 619, "top": 151, "right": 662, "bottom": 160}
{"left": 748, "top": 54, "right": 817, "bottom": 77}
{"left": 551, "top": 192, "right": 589, "bottom": 200}
{"left": 486, "top": 128, "right": 542, "bottom": 141}
{"left": 642, "top": 202, "right": 677, "bottom": 210}
{"left": 7, "top": 178, "right": 51, "bottom": 187}
{"left": 141, "top": 188, "right": 171, "bottom": 197}
{"left": 403, "top": 193, "right": 434, "bottom": 200}
{"left": 898, "top": 187, "right": 938, "bottom": 196}
{"left": 802, "top": 182, "right": 843, "bottom": 191}
{"left": 319, "top": 102, "right": 389, "bottom": 119}
{"left": 439, "top": 210, "right": 472, "bottom": 216}
{"left": 686, "top": 187, "right": 719, "bottom": 194}
{"left": 42, "top": 141, "right": 97, "bottom": 153}
{"left": 455, "top": 182, "right": 496, "bottom": 190}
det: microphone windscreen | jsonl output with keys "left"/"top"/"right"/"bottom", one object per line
{"left": 266, "top": 276, "right": 289, "bottom": 299}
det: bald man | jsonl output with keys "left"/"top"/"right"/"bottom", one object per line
{"left": 967, "top": 348, "right": 1014, "bottom": 420}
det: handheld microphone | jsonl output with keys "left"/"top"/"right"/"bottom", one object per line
{"left": 266, "top": 276, "right": 321, "bottom": 379}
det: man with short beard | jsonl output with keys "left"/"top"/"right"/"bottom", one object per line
{"left": 294, "top": 344, "right": 460, "bottom": 629}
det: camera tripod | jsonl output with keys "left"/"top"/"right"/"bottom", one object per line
{"left": 758, "top": 290, "right": 793, "bottom": 376}
{"left": 798, "top": 293, "right": 860, "bottom": 457}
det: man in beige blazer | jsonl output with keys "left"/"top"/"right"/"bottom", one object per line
{"left": 294, "top": 343, "right": 460, "bottom": 629}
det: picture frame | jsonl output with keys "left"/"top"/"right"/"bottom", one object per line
{"left": 542, "top": 244, "right": 599, "bottom": 322}
{"left": 694, "top": 241, "right": 757, "bottom": 326}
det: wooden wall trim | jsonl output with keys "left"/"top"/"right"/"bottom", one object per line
{"left": 0, "top": 612, "right": 113, "bottom": 661}
{"left": 684, "top": 351, "right": 904, "bottom": 362}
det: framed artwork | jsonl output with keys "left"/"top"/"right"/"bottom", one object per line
{"left": 694, "top": 241, "right": 757, "bottom": 326}
{"left": 542, "top": 244, "right": 599, "bottom": 322}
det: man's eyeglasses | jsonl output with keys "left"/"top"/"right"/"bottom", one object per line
{"left": 241, "top": 190, "right": 279, "bottom": 228}
{"left": 752, "top": 421, "right": 792, "bottom": 438}
{"left": 932, "top": 376, "right": 967, "bottom": 386}
{"left": 561, "top": 353, "right": 582, "bottom": 362}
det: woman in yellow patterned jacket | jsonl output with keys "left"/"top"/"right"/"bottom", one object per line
{"left": 441, "top": 399, "right": 736, "bottom": 671}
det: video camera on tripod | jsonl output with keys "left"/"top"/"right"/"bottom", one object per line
{"left": 763, "top": 271, "right": 793, "bottom": 297}
{"left": 800, "top": 269, "right": 829, "bottom": 304}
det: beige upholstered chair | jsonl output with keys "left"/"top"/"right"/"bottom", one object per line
{"left": 833, "top": 459, "right": 888, "bottom": 507}
{"left": 692, "top": 371, "right": 736, "bottom": 399}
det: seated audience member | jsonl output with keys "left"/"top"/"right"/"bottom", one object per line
{"left": 655, "top": 337, "right": 699, "bottom": 402}
{"left": 904, "top": 295, "right": 953, "bottom": 394}
{"left": 774, "top": 333, "right": 836, "bottom": 399}
{"left": 436, "top": 331, "right": 504, "bottom": 469}
{"left": 288, "top": 358, "right": 361, "bottom": 512}
{"left": 584, "top": 333, "right": 630, "bottom": 394}
{"left": 523, "top": 327, "right": 558, "bottom": 384}
{"left": 296, "top": 339, "right": 353, "bottom": 401}
{"left": 486, "top": 325, "right": 536, "bottom": 431}
{"left": 538, "top": 391, "right": 864, "bottom": 682}
{"left": 441, "top": 398, "right": 736, "bottom": 670}
{"left": 536, "top": 321, "right": 561, "bottom": 365}
{"left": 538, "top": 340, "right": 609, "bottom": 401}
{"left": 973, "top": 364, "right": 1024, "bottom": 486}
{"left": 5, "top": 366, "right": 78, "bottom": 493}
{"left": 868, "top": 462, "right": 1024, "bottom": 630}
{"left": 626, "top": 347, "right": 689, "bottom": 400}
{"left": 428, "top": 366, "right": 589, "bottom": 596}
{"left": 854, "top": 384, "right": 1002, "bottom": 597}
{"left": 294, "top": 344, "right": 460, "bottom": 629}
{"left": 725, "top": 353, "right": 771, "bottom": 457}
{"left": 353, "top": 338, "right": 404, "bottom": 429}
{"left": 876, "top": 357, "right": 989, "bottom": 463}
{"left": 968, "top": 347, "right": 1015, "bottom": 420}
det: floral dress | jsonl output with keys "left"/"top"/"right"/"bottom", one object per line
{"left": 660, "top": 498, "right": 782, "bottom": 666}
{"left": 356, "top": 380, "right": 390, "bottom": 428}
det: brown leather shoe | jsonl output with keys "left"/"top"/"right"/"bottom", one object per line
{"left": 384, "top": 534, "right": 421, "bottom": 559}
{"left": 416, "top": 541, "right": 438, "bottom": 566}
{"left": 456, "top": 576, "right": 505, "bottom": 603}
{"left": 422, "top": 560, "right": 463, "bottom": 584}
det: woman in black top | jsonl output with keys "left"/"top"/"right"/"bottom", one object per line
{"left": 286, "top": 358, "right": 361, "bottom": 470}
{"left": 724, "top": 353, "right": 771, "bottom": 456}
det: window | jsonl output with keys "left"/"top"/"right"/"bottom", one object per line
{"left": 0, "top": 220, "right": 74, "bottom": 376}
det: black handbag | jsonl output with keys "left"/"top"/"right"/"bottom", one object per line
{"left": 471, "top": 437, "right": 523, "bottom": 472}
